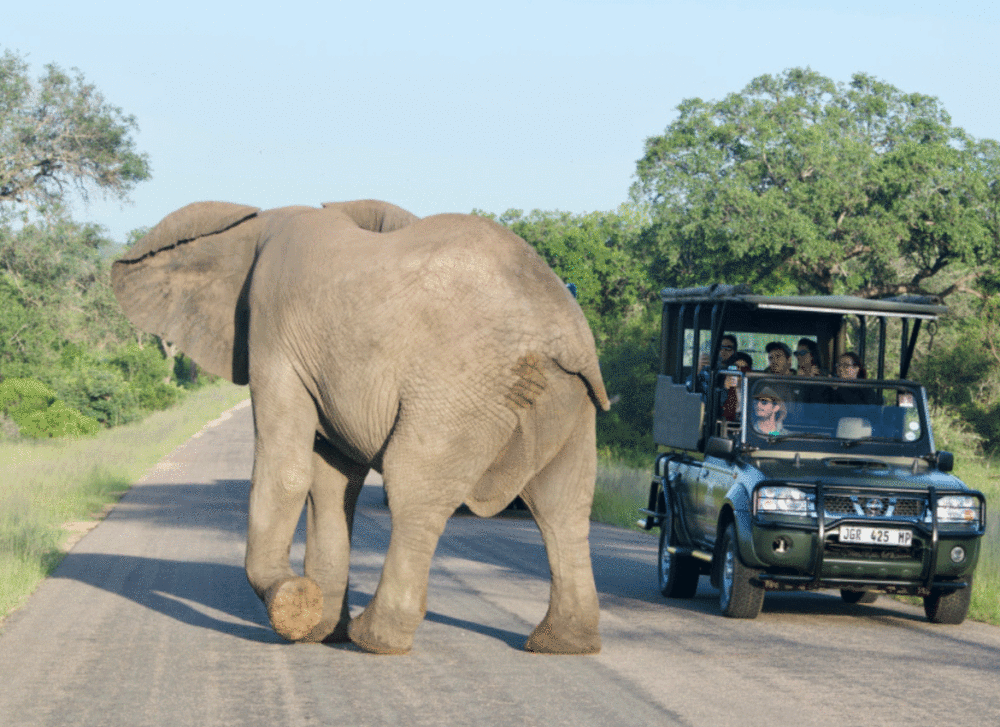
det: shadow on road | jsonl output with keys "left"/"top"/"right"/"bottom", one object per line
{"left": 51, "top": 552, "right": 281, "bottom": 642}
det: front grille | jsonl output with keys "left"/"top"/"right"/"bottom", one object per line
{"left": 823, "top": 494, "right": 926, "bottom": 519}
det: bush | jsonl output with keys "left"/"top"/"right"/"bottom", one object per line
{"left": 0, "top": 378, "right": 100, "bottom": 438}
{"left": 915, "top": 299, "right": 1000, "bottom": 455}
{"left": 53, "top": 364, "right": 137, "bottom": 427}
{"left": 109, "top": 343, "right": 182, "bottom": 410}
{"left": 596, "top": 317, "right": 659, "bottom": 464}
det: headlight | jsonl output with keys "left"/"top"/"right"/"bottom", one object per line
{"left": 936, "top": 495, "right": 980, "bottom": 525}
{"left": 756, "top": 486, "right": 815, "bottom": 516}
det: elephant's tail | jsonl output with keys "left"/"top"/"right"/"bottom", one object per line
{"left": 555, "top": 352, "right": 611, "bottom": 412}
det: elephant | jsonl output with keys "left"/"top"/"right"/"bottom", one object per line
{"left": 111, "top": 199, "right": 610, "bottom": 655}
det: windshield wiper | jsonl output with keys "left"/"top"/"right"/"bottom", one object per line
{"left": 769, "top": 432, "right": 831, "bottom": 443}
{"left": 839, "top": 436, "right": 897, "bottom": 448}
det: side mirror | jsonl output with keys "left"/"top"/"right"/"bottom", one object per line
{"left": 705, "top": 436, "right": 734, "bottom": 458}
{"left": 936, "top": 450, "right": 954, "bottom": 472}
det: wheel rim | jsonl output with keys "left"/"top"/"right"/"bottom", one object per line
{"left": 721, "top": 541, "right": 735, "bottom": 607}
{"left": 659, "top": 531, "right": 671, "bottom": 588}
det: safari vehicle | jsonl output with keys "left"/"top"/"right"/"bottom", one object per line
{"left": 641, "top": 284, "right": 986, "bottom": 623}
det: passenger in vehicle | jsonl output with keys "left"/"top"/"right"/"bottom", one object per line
{"left": 765, "top": 342, "right": 794, "bottom": 375}
{"left": 752, "top": 386, "right": 787, "bottom": 436}
{"left": 688, "top": 334, "right": 738, "bottom": 393}
{"left": 793, "top": 338, "right": 827, "bottom": 377}
{"left": 791, "top": 338, "right": 829, "bottom": 404}
{"left": 721, "top": 353, "right": 753, "bottom": 422}
{"left": 832, "top": 352, "right": 880, "bottom": 405}
{"left": 763, "top": 341, "right": 798, "bottom": 407}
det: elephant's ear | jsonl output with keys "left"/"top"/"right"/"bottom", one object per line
{"left": 321, "top": 199, "right": 419, "bottom": 232}
{"left": 111, "top": 201, "right": 263, "bottom": 385}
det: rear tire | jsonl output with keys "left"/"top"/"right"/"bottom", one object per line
{"left": 657, "top": 494, "right": 700, "bottom": 598}
{"left": 924, "top": 582, "right": 972, "bottom": 624}
{"left": 719, "top": 523, "right": 764, "bottom": 619}
{"left": 840, "top": 589, "right": 878, "bottom": 605}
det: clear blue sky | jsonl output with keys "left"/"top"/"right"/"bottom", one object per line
{"left": 6, "top": 0, "right": 999, "bottom": 243}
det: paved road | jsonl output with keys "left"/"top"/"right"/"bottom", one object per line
{"left": 1, "top": 401, "right": 998, "bottom": 726}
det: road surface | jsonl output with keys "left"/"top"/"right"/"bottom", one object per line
{"left": 1, "top": 401, "right": 998, "bottom": 726}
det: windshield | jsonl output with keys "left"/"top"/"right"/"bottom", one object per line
{"left": 717, "top": 373, "right": 925, "bottom": 447}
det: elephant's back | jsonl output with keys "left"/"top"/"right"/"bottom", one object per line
{"left": 389, "top": 214, "right": 611, "bottom": 411}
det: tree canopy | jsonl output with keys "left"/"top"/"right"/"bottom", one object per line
{"left": 630, "top": 67, "right": 1000, "bottom": 300}
{"left": 0, "top": 49, "right": 150, "bottom": 214}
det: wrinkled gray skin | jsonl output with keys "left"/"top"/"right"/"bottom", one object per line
{"left": 112, "top": 200, "right": 610, "bottom": 655}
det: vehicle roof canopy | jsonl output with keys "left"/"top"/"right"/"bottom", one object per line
{"left": 657, "top": 284, "right": 948, "bottom": 381}
{"left": 660, "top": 284, "right": 947, "bottom": 327}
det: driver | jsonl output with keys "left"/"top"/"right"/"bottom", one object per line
{"left": 752, "top": 386, "right": 787, "bottom": 437}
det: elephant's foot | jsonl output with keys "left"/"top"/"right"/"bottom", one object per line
{"left": 264, "top": 577, "right": 323, "bottom": 642}
{"left": 525, "top": 616, "right": 601, "bottom": 655}
{"left": 295, "top": 615, "right": 352, "bottom": 644}
{"left": 317, "top": 618, "right": 352, "bottom": 644}
{"left": 347, "top": 606, "right": 415, "bottom": 655}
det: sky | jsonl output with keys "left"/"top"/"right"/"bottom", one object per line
{"left": 5, "top": 0, "right": 999, "bottom": 244}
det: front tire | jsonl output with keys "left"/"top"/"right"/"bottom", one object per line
{"left": 657, "top": 494, "right": 700, "bottom": 598}
{"left": 719, "top": 523, "right": 764, "bottom": 619}
{"left": 924, "top": 581, "right": 972, "bottom": 624}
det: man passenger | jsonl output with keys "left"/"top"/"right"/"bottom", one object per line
{"left": 765, "top": 342, "right": 794, "bottom": 376}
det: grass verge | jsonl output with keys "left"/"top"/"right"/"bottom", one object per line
{"left": 591, "top": 452, "right": 1000, "bottom": 626}
{"left": 0, "top": 383, "right": 249, "bottom": 622}
{"left": 591, "top": 457, "right": 652, "bottom": 531}
{"left": 951, "top": 456, "right": 1000, "bottom": 626}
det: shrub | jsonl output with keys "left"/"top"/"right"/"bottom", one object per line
{"left": 108, "top": 343, "right": 181, "bottom": 410}
{"left": 596, "top": 319, "right": 659, "bottom": 464}
{"left": 53, "top": 364, "right": 138, "bottom": 427}
{"left": 0, "top": 378, "right": 100, "bottom": 438}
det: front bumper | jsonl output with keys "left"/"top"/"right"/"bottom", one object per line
{"left": 744, "top": 483, "right": 985, "bottom": 594}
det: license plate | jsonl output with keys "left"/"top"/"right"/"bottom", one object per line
{"left": 839, "top": 526, "right": 913, "bottom": 547}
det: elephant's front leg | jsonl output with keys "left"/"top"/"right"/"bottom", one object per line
{"left": 244, "top": 379, "right": 325, "bottom": 642}
{"left": 300, "top": 437, "right": 367, "bottom": 643}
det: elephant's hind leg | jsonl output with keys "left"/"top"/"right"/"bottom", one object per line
{"left": 347, "top": 480, "right": 462, "bottom": 654}
{"left": 348, "top": 415, "right": 513, "bottom": 654}
{"left": 520, "top": 401, "right": 601, "bottom": 655}
{"left": 301, "top": 438, "right": 367, "bottom": 643}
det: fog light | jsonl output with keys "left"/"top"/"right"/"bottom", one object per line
{"left": 950, "top": 546, "right": 966, "bottom": 563}
{"left": 773, "top": 536, "right": 792, "bottom": 554}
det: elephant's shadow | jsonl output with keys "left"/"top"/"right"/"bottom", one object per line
{"left": 50, "top": 478, "right": 529, "bottom": 649}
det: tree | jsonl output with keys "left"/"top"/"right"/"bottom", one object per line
{"left": 0, "top": 48, "right": 150, "bottom": 213}
{"left": 631, "top": 67, "right": 1000, "bottom": 300}
{"left": 0, "top": 213, "right": 135, "bottom": 377}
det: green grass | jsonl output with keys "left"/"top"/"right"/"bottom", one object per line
{"left": 951, "top": 456, "right": 1000, "bottom": 625}
{"left": 591, "top": 452, "right": 1000, "bottom": 626}
{"left": 0, "top": 383, "right": 250, "bottom": 621}
{"left": 591, "top": 457, "right": 652, "bottom": 531}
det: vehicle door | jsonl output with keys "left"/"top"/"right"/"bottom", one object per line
{"left": 672, "top": 461, "right": 704, "bottom": 544}
{"left": 695, "top": 456, "right": 737, "bottom": 549}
